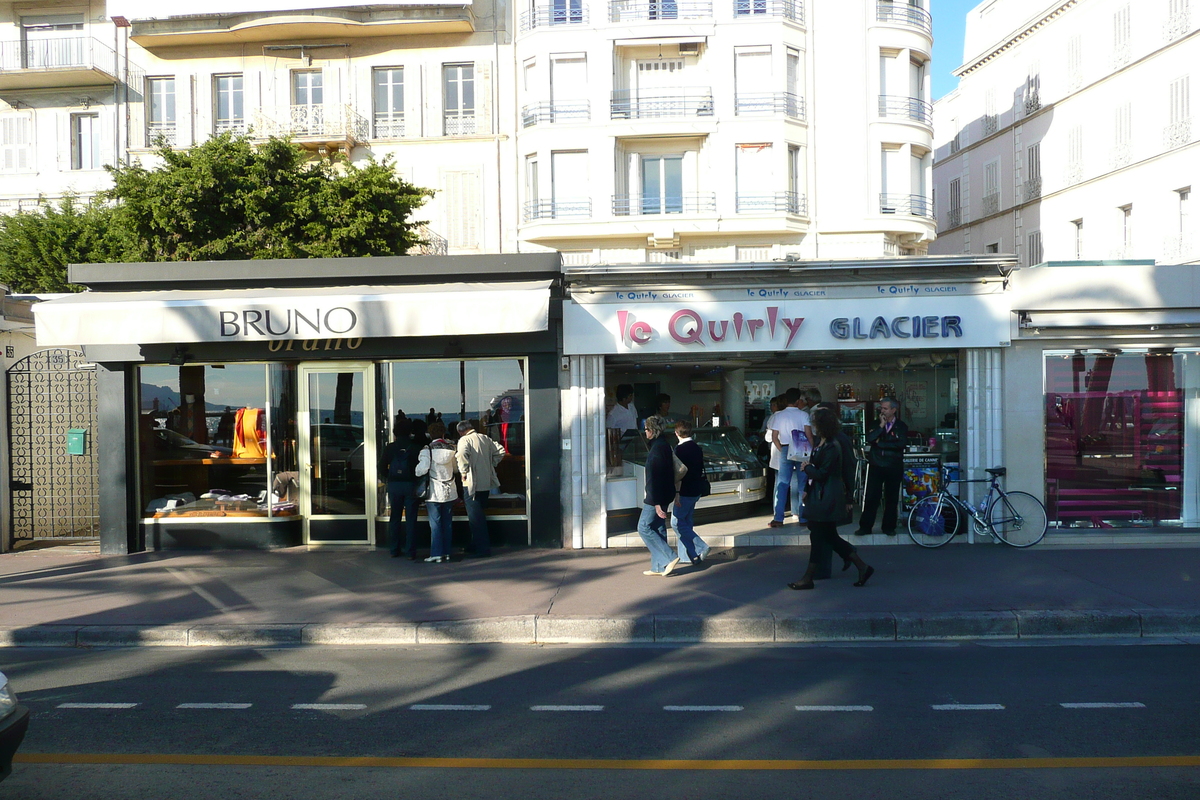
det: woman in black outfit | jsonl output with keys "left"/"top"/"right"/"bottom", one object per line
{"left": 788, "top": 407, "right": 874, "bottom": 590}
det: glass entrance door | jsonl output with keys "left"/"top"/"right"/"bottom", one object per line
{"left": 298, "top": 363, "right": 376, "bottom": 545}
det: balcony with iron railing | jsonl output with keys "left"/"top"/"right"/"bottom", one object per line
{"left": 613, "top": 193, "right": 717, "bottom": 215}
{"left": 982, "top": 191, "right": 1000, "bottom": 216}
{"left": 945, "top": 207, "right": 964, "bottom": 229}
{"left": 875, "top": 1, "right": 932, "bottom": 35}
{"left": 878, "top": 95, "right": 933, "bottom": 126}
{"left": 215, "top": 118, "right": 248, "bottom": 136}
{"left": 735, "top": 92, "right": 805, "bottom": 120}
{"left": 880, "top": 193, "right": 933, "bottom": 217}
{"left": 732, "top": 0, "right": 803, "bottom": 23}
{"left": 1023, "top": 176, "right": 1042, "bottom": 202}
{"left": 609, "top": 0, "right": 713, "bottom": 22}
{"left": 444, "top": 111, "right": 481, "bottom": 136}
{"left": 736, "top": 192, "right": 807, "bottom": 215}
{"left": 0, "top": 36, "right": 120, "bottom": 90}
{"left": 1165, "top": 119, "right": 1192, "bottom": 149}
{"left": 521, "top": 101, "right": 591, "bottom": 127}
{"left": 524, "top": 199, "right": 594, "bottom": 221}
{"left": 251, "top": 104, "right": 369, "bottom": 151}
{"left": 611, "top": 90, "right": 714, "bottom": 119}
{"left": 374, "top": 113, "right": 406, "bottom": 139}
{"left": 412, "top": 224, "right": 449, "bottom": 256}
{"left": 146, "top": 122, "right": 177, "bottom": 148}
{"left": 520, "top": 2, "right": 589, "bottom": 31}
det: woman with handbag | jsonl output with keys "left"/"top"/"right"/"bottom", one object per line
{"left": 788, "top": 407, "right": 874, "bottom": 590}
{"left": 671, "top": 419, "right": 711, "bottom": 565}
{"left": 638, "top": 415, "right": 683, "bottom": 577}
{"left": 416, "top": 421, "right": 459, "bottom": 563}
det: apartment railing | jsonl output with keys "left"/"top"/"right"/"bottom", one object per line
{"left": 524, "top": 199, "right": 593, "bottom": 221}
{"left": 146, "top": 122, "right": 177, "bottom": 147}
{"left": 608, "top": 0, "right": 713, "bottom": 22}
{"left": 374, "top": 114, "right": 405, "bottom": 138}
{"left": 520, "top": 2, "right": 589, "bottom": 31}
{"left": 876, "top": 1, "right": 932, "bottom": 35}
{"left": 252, "top": 104, "right": 369, "bottom": 141}
{"left": 735, "top": 192, "right": 807, "bottom": 215}
{"left": 443, "top": 111, "right": 480, "bottom": 136}
{"left": 734, "top": 92, "right": 805, "bottom": 120}
{"left": 611, "top": 90, "right": 714, "bottom": 119}
{"left": 613, "top": 193, "right": 717, "bottom": 215}
{"left": 982, "top": 192, "right": 999, "bottom": 216}
{"left": 521, "top": 101, "right": 591, "bottom": 127}
{"left": 880, "top": 193, "right": 933, "bottom": 217}
{"left": 945, "top": 207, "right": 963, "bottom": 229}
{"left": 732, "top": 0, "right": 803, "bottom": 23}
{"left": 412, "top": 224, "right": 448, "bottom": 256}
{"left": 1164, "top": 9, "right": 1191, "bottom": 42}
{"left": 878, "top": 95, "right": 932, "bottom": 126}
{"left": 1023, "top": 176, "right": 1042, "bottom": 202}
{"left": 215, "top": 119, "right": 248, "bottom": 135}
{"left": 982, "top": 113, "right": 999, "bottom": 137}
{"left": 0, "top": 36, "right": 117, "bottom": 75}
{"left": 1165, "top": 119, "right": 1192, "bottom": 149}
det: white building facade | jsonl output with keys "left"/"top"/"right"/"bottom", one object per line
{"left": 0, "top": 0, "right": 936, "bottom": 261}
{"left": 931, "top": 0, "right": 1198, "bottom": 266}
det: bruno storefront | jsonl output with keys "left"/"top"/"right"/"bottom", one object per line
{"left": 33, "top": 255, "right": 563, "bottom": 554}
{"left": 558, "top": 256, "right": 1018, "bottom": 547}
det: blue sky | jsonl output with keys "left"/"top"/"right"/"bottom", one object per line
{"left": 931, "top": 0, "right": 983, "bottom": 99}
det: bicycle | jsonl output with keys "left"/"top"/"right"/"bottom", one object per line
{"left": 906, "top": 467, "right": 1048, "bottom": 548}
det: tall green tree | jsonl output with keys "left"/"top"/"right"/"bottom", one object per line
{"left": 107, "top": 134, "right": 433, "bottom": 262}
{"left": 0, "top": 134, "right": 434, "bottom": 291}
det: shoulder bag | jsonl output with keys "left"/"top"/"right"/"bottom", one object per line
{"left": 414, "top": 446, "right": 432, "bottom": 500}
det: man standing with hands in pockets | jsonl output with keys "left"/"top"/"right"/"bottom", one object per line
{"left": 456, "top": 420, "right": 507, "bottom": 557}
{"left": 855, "top": 397, "right": 908, "bottom": 537}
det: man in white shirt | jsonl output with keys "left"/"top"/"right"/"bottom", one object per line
{"left": 606, "top": 384, "right": 638, "bottom": 431}
{"left": 769, "top": 388, "right": 813, "bottom": 527}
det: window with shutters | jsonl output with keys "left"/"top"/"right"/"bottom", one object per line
{"left": 0, "top": 114, "right": 33, "bottom": 172}
{"left": 1167, "top": 76, "right": 1191, "bottom": 148}
{"left": 1114, "top": 102, "right": 1132, "bottom": 166}
{"left": 441, "top": 169, "right": 483, "bottom": 251}
{"left": 1113, "top": 5, "right": 1131, "bottom": 67}
{"left": 947, "top": 177, "right": 962, "bottom": 228}
{"left": 1067, "top": 35, "right": 1083, "bottom": 90}
{"left": 1025, "top": 142, "right": 1041, "bottom": 200}
{"left": 373, "top": 67, "right": 404, "bottom": 138}
{"left": 524, "top": 155, "right": 540, "bottom": 220}
{"left": 1066, "top": 125, "right": 1083, "bottom": 185}
{"left": 1027, "top": 230, "right": 1043, "bottom": 266}
{"left": 1167, "top": 0, "right": 1191, "bottom": 42}
{"left": 983, "top": 160, "right": 999, "bottom": 215}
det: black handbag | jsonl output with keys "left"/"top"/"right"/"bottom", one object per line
{"left": 414, "top": 447, "right": 432, "bottom": 500}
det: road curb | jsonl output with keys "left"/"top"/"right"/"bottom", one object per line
{"left": 2, "top": 609, "right": 1198, "bottom": 648}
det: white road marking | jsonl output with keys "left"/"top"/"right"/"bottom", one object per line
{"left": 795, "top": 705, "right": 874, "bottom": 712}
{"left": 530, "top": 705, "right": 605, "bottom": 712}
{"left": 57, "top": 703, "right": 139, "bottom": 709}
{"left": 177, "top": 703, "right": 253, "bottom": 709}
{"left": 291, "top": 703, "right": 368, "bottom": 711}
{"left": 931, "top": 704, "right": 1005, "bottom": 711}
{"left": 1060, "top": 702, "right": 1146, "bottom": 709}
{"left": 410, "top": 704, "right": 491, "bottom": 711}
{"left": 663, "top": 705, "right": 744, "bottom": 712}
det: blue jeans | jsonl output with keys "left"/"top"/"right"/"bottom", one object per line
{"left": 387, "top": 480, "right": 419, "bottom": 557}
{"left": 773, "top": 445, "right": 804, "bottom": 522}
{"left": 671, "top": 494, "right": 709, "bottom": 562}
{"left": 426, "top": 501, "right": 453, "bottom": 558}
{"left": 638, "top": 503, "right": 676, "bottom": 573}
{"left": 464, "top": 489, "right": 491, "bottom": 555}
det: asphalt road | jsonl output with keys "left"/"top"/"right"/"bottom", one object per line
{"left": 3, "top": 641, "right": 1199, "bottom": 799}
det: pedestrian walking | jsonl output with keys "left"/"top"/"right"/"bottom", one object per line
{"left": 455, "top": 420, "right": 506, "bottom": 557}
{"left": 671, "top": 419, "right": 711, "bottom": 565}
{"left": 416, "top": 421, "right": 458, "bottom": 563}
{"left": 855, "top": 397, "right": 908, "bottom": 536}
{"left": 379, "top": 417, "right": 425, "bottom": 560}
{"left": 638, "top": 415, "right": 682, "bottom": 577}
{"left": 788, "top": 407, "right": 874, "bottom": 590}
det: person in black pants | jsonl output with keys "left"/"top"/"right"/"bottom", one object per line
{"left": 788, "top": 407, "right": 873, "bottom": 590}
{"left": 856, "top": 397, "right": 908, "bottom": 536}
{"left": 379, "top": 418, "right": 427, "bottom": 559}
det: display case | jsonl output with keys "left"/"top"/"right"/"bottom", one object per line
{"left": 605, "top": 426, "right": 767, "bottom": 532}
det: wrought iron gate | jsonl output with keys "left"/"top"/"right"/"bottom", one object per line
{"left": 7, "top": 348, "right": 99, "bottom": 542}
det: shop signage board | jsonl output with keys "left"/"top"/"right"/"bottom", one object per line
{"left": 33, "top": 281, "right": 552, "bottom": 346}
{"left": 563, "top": 284, "right": 1012, "bottom": 355}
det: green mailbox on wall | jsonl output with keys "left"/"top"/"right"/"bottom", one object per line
{"left": 66, "top": 428, "right": 88, "bottom": 456}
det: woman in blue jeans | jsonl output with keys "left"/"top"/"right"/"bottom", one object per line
{"left": 637, "top": 415, "right": 683, "bottom": 577}
{"left": 416, "top": 421, "right": 459, "bottom": 563}
{"left": 671, "top": 419, "right": 711, "bottom": 564}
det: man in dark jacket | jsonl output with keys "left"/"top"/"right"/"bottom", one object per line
{"left": 379, "top": 418, "right": 427, "bottom": 559}
{"left": 637, "top": 415, "right": 683, "bottom": 577}
{"left": 856, "top": 397, "right": 909, "bottom": 536}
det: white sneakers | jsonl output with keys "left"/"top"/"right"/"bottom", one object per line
{"left": 424, "top": 555, "right": 448, "bottom": 563}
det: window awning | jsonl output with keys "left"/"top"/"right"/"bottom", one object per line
{"left": 33, "top": 281, "right": 552, "bottom": 346}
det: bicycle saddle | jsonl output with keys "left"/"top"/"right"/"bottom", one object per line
{"left": 986, "top": 467, "right": 1007, "bottom": 477}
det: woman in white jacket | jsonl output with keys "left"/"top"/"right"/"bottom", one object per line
{"left": 416, "top": 421, "right": 460, "bottom": 562}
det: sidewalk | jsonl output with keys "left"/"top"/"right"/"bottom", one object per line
{"left": 2, "top": 543, "right": 1199, "bottom": 646}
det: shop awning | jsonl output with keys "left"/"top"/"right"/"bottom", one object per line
{"left": 33, "top": 281, "right": 552, "bottom": 346}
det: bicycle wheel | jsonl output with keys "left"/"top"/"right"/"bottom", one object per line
{"left": 907, "top": 494, "right": 961, "bottom": 548}
{"left": 987, "top": 491, "right": 1048, "bottom": 547}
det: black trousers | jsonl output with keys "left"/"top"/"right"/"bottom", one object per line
{"left": 807, "top": 520, "right": 856, "bottom": 566}
{"left": 859, "top": 463, "right": 902, "bottom": 533}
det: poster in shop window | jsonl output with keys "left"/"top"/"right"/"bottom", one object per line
{"left": 905, "top": 381, "right": 928, "bottom": 419}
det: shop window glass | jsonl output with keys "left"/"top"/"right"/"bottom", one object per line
{"left": 1045, "top": 350, "right": 1184, "bottom": 528}
{"left": 382, "top": 359, "right": 527, "bottom": 519}
{"left": 268, "top": 363, "right": 299, "bottom": 517}
{"left": 139, "top": 364, "right": 273, "bottom": 519}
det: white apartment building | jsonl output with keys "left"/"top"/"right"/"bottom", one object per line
{"left": 931, "top": 0, "right": 1198, "bottom": 265}
{"left": 0, "top": 0, "right": 936, "bottom": 261}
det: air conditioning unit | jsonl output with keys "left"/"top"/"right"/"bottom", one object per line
{"left": 679, "top": 42, "right": 701, "bottom": 56}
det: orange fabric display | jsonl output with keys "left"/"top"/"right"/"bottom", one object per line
{"left": 232, "top": 407, "right": 267, "bottom": 459}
